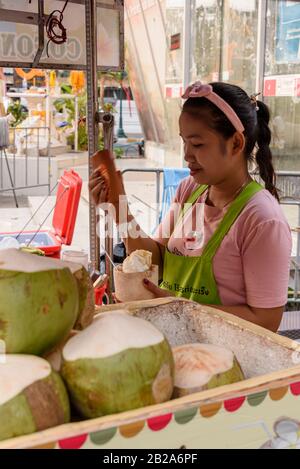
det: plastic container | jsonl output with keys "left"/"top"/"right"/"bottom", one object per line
{"left": 61, "top": 249, "right": 89, "bottom": 270}
{"left": 94, "top": 283, "right": 107, "bottom": 305}
{"left": 0, "top": 169, "right": 82, "bottom": 258}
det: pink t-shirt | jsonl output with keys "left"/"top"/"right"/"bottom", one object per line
{"left": 154, "top": 177, "right": 292, "bottom": 308}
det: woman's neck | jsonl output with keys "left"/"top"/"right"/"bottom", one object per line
{"left": 206, "top": 171, "right": 252, "bottom": 209}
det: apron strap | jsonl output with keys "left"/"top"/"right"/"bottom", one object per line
{"left": 202, "top": 181, "right": 263, "bottom": 259}
{"left": 180, "top": 184, "right": 208, "bottom": 219}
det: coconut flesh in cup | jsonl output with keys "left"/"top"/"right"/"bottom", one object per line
{"left": 114, "top": 250, "right": 159, "bottom": 302}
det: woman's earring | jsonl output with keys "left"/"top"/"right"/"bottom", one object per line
{"left": 250, "top": 92, "right": 260, "bottom": 111}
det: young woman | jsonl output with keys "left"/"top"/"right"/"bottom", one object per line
{"left": 89, "top": 81, "right": 292, "bottom": 332}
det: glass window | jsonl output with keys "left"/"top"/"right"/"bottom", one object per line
{"left": 264, "top": 0, "right": 300, "bottom": 171}
{"left": 125, "top": 0, "right": 166, "bottom": 144}
{"left": 190, "top": 0, "right": 223, "bottom": 83}
{"left": 165, "top": 1, "right": 185, "bottom": 84}
{"left": 164, "top": 1, "right": 185, "bottom": 154}
{"left": 221, "top": 0, "right": 258, "bottom": 94}
{"left": 190, "top": 0, "right": 258, "bottom": 92}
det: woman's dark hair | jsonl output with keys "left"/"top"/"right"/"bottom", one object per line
{"left": 182, "top": 82, "right": 279, "bottom": 201}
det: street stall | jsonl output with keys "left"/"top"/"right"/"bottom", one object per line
{"left": 0, "top": 295, "right": 300, "bottom": 449}
{"left": 1, "top": 0, "right": 300, "bottom": 451}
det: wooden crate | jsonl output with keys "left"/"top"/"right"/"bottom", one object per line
{"left": 1, "top": 298, "right": 300, "bottom": 449}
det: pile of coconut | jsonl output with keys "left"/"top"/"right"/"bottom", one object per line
{"left": 0, "top": 248, "right": 245, "bottom": 442}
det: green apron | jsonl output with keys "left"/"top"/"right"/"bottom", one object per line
{"left": 161, "top": 180, "right": 263, "bottom": 305}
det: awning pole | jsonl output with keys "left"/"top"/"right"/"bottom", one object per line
{"left": 85, "top": 0, "right": 100, "bottom": 273}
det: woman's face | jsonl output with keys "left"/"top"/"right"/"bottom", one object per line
{"left": 179, "top": 111, "right": 238, "bottom": 185}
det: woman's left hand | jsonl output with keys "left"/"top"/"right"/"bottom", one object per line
{"left": 143, "top": 279, "right": 175, "bottom": 298}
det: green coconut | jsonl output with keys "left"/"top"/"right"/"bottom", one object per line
{"left": 0, "top": 355, "right": 70, "bottom": 442}
{"left": 0, "top": 248, "right": 79, "bottom": 355}
{"left": 61, "top": 311, "right": 174, "bottom": 418}
{"left": 67, "top": 264, "right": 95, "bottom": 330}
{"left": 18, "top": 246, "right": 95, "bottom": 331}
{"left": 44, "top": 330, "right": 78, "bottom": 372}
{"left": 172, "top": 343, "right": 244, "bottom": 398}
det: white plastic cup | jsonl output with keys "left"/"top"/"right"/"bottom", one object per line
{"left": 61, "top": 250, "right": 89, "bottom": 270}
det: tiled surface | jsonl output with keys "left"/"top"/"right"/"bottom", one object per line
{"left": 278, "top": 310, "right": 300, "bottom": 342}
{"left": 278, "top": 329, "right": 300, "bottom": 341}
{"left": 279, "top": 310, "right": 300, "bottom": 331}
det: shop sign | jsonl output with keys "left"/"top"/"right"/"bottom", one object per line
{"left": 276, "top": 76, "right": 297, "bottom": 96}
{"left": 170, "top": 33, "right": 181, "bottom": 51}
{"left": 264, "top": 75, "right": 300, "bottom": 97}
{"left": 0, "top": 1, "right": 123, "bottom": 70}
{"left": 165, "top": 83, "right": 183, "bottom": 98}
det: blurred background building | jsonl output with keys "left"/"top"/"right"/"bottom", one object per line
{"left": 125, "top": 0, "right": 300, "bottom": 170}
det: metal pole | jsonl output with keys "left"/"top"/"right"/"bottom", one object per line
{"left": 117, "top": 82, "right": 127, "bottom": 138}
{"left": 45, "top": 74, "right": 51, "bottom": 160}
{"left": 181, "top": 0, "right": 192, "bottom": 166}
{"left": 156, "top": 170, "right": 161, "bottom": 227}
{"left": 74, "top": 95, "right": 79, "bottom": 152}
{"left": 219, "top": 0, "right": 225, "bottom": 80}
{"left": 183, "top": 0, "right": 191, "bottom": 93}
{"left": 122, "top": 167, "right": 163, "bottom": 228}
{"left": 256, "top": 0, "right": 267, "bottom": 95}
{"left": 47, "top": 127, "right": 51, "bottom": 195}
{"left": 296, "top": 204, "right": 300, "bottom": 299}
{"left": 85, "top": 0, "right": 100, "bottom": 272}
{"left": 25, "top": 128, "right": 28, "bottom": 187}
{"left": 99, "top": 111, "right": 115, "bottom": 297}
{"left": 3, "top": 148, "right": 18, "bottom": 207}
{"left": 0, "top": 149, "right": 3, "bottom": 188}
{"left": 37, "top": 127, "right": 40, "bottom": 184}
{"left": 32, "top": 0, "right": 45, "bottom": 68}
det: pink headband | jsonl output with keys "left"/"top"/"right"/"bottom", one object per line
{"left": 182, "top": 81, "right": 245, "bottom": 133}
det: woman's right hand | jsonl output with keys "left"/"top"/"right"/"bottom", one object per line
{"left": 88, "top": 168, "right": 109, "bottom": 206}
{"left": 88, "top": 165, "right": 126, "bottom": 207}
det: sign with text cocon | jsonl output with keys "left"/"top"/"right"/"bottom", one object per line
{"left": 0, "top": 0, "right": 124, "bottom": 71}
